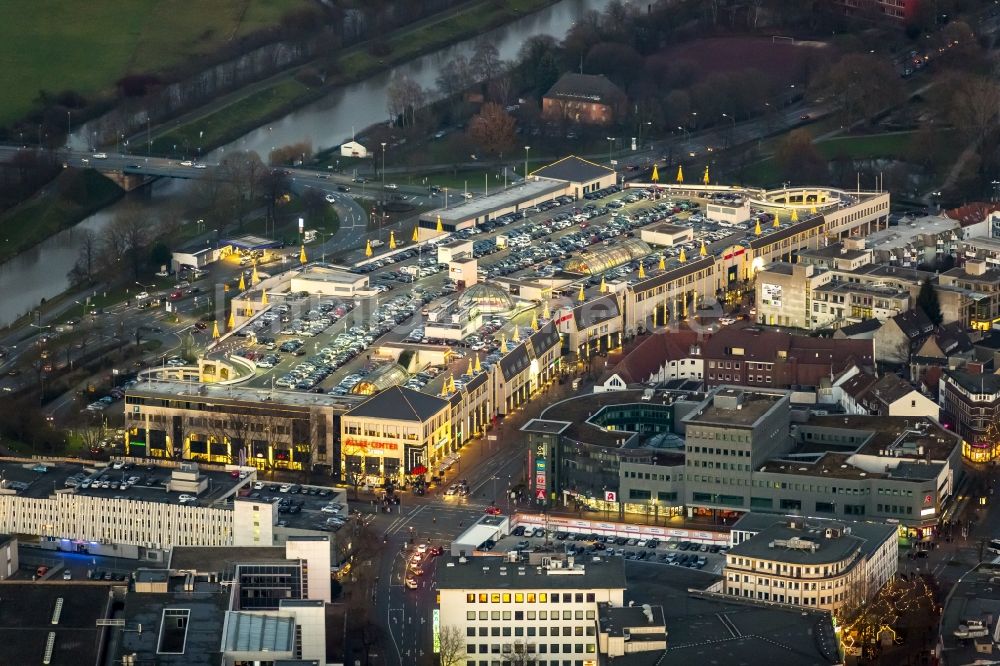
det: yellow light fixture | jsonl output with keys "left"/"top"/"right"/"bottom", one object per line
{"left": 531, "top": 311, "right": 539, "bottom": 331}
{"left": 542, "top": 300, "right": 551, "bottom": 319}
{"left": 227, "top": 309, "right": 235, "bottom": 330}
{"left": 501, "top": 333, "right": 509, "bottom": 353}
{"left": 474, "top": 354, "right": 481, "bottom": 373}
{"left": 238, "top": 273, "right": 246, "bottom": 291}
{"left": 261, "top": 290, "right": 268, "bottom": 305}
{"left": 449, "top": 374, "right": 456, "bottom": 394}
{"left": 754, "top": 220, "right": 762, "bottom": 236}
{"left": 651, "top": 164, "right": 659, "bottom": 183}
{"left": 412, "top": 225, "right": 419, "bottom": 243}
{"left": 679, "top": 248, "right": 687, "bottom": 263}
{"left": 638, "top": 263, "right": 646, "bottom": 279}
{"left": 700, "top": 241, "right": 707, "bottom": 257}
{"left": 702, "top": 165, "right": 710, "bottom": 185}
{"left": 811, "top": 205, "right": 818, "bottom": 215}
{"left": 467, "top": 358, "right": 474, "bottom": 376}
{"left": 389, "top": 230, "right": 396, "bottom": 250}
{"left": 299, "top": 245, "right": 307, "bottom": 264}
{"left": 436, "top": 215, "right": 443, "bottom": 233}
{"left": 365, "top": 239, "right": 373, "bottom": 258}
{"left": 659, "top": 255, "right": 666, "bottom": 271}
{"left": 212, "top": 320, "right": 220, "bottom": 339}
{"left": 773, "top": 216, "right": 780, "bottom": 228}
{"left": 251, "top": 261, "right": 259, "bottom": 286}
{"left": 512, "top": 326, "right": 521, "bottom": 343}
{"left": 791, "top": 208, "right": 799, "bottom": 222}
{"left": 676, "top": 165, "right": 684, "bottom": 183}
{"left": 578, "top": 284, "right": 586, "bottom": 302}
{"left": 600, "top": 276, "right": 608, "bottom": 293}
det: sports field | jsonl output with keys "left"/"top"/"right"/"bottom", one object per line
{"left": 0, "top": 0, "right": 306, "bottom": 127}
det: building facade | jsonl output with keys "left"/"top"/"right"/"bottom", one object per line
{"left": 436, "top": 554, "right": 626, "bottom": 665}
{"left": 724, "top": 515, "right": 898, "bottom": 613}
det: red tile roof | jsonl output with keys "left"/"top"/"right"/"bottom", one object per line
{"left": 945, "top": 202, "right": 1000, "bottom": 227}
{"left": 601, "top": 330, "right": 700, "bottom": 385}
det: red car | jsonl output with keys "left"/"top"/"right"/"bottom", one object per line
{"left": 169, "top": 290, "right": 183, "bottom": 301}
{"left": 485, "top": 506, "right": 501, "bottom": 516}
{"left": 429, "top": 546, "right": 443, "bottom": 556}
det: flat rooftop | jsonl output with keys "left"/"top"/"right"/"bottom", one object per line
{"left": 128, "top": 379, "right": 361, "bottom": 410}
{"left": 684, "top": 388, "right": 787, "bottom": 428}
{"left": 0, "top": 460, "right": 92, "bottom": 499}
{"left": 170, "top": 546, "right": 286, "bottom": 572}
{"left": 73, "top": 463, "right": 243, "bottom": 506}
{"left": 865, "top": 215, "right": 958, "bottom": 251}
{"left": 116, "top": 576, "right": 231, "bottom": 665}
{"left": 940, "top": 562, "right": 1000, "bottom": 665}
{"left": 728, "top": 519, "right": 894, "bottom": 565}
{"left": 535, "top": 390, "right": 672, "bottom": 448}
{"left": 0, "top": 583, "right": 109, "bottom": 666}
{"left": 437, "top": 555, "right": 627, "bottom": 591}
{"left": 624, "top": 563, "right": 841, "bottom": 666}
{"left": 296, "top": 266, "right": 366, "bottom": 284}
{"left": 426, "top": 179, "right": 565, "bottom": 224}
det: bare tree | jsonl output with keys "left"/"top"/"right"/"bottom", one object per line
{"left": 438, "top": 625, "right": 466, "bottom": 666}
{"left": 467, "top": 102, "right": 516, "bottom": 157}
{"left": 815, "top": 53, "right": 903, "bottom": 126}
{"left": 436, "top": 54, "right": 476, "bottom": 99}
{"left": 386, "top": 73, "right": 425, "bottom": 127}
{"left": 218, "top": 151, "right": 267, "bottom": 229}
{"left": 268, "top": 141, "right": 314, "bottom": 167}
{"left": 470, "top": 39, "right": 502, "bottom": 81}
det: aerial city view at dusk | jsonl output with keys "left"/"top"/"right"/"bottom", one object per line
{"left": 2, "top": 0, "right": 1000, "bottom": 664}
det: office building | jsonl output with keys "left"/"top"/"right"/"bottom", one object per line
{"left": 724, "top": 515, "right": 898, "bottom": 613}
{"left": 436, "top": 553, "right": 627, "bottom": 665}
{"left": 939, "top": 369, "right": 1000, "bottom": 463}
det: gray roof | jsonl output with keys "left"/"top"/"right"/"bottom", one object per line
{"left": 838, "top": 318, "right": 881, "bottom": 336}
{"left": 528, "top": 321, "right": 561, "bottom": 357}
{"left": 728, "top": 516, "right": 896, "bottom": 566}
{"left": 499, "top": 343, "right": 532, "bottom": 381}
{"left": 889, "top": 461, "right": 944, "bottom": 480}
{"left": 0, "top": 584, "right": 108, "bottom": 666}
{"left": 531, "top": 155, "right": 615, "bottom": 185}
{"left": 436, "top": 555, "right": 627, "bottom": 591}
{"left": 345, "top": 385, "right": 448, "bottom": 421}
{"left": 170, "top": 546, "right": 287, "bottom": 573}
{"left": 573, "top": 292, "right": 621, "bottom": 329}
{"left": 945, "top": 369, "right": 1000, "bottom": 395}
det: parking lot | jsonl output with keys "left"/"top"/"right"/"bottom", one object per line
{"left": 489, "top": 526, "right": 729, "bottom": 575}
{"left": 216, "top": 185, "right": 741, "bottom": 400}
{"left": 241, "top": 481, "right": 351, "bottom": 533}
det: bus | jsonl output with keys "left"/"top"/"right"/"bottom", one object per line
{"left": 986, "top": 539, "right": 1000, "bottom": 556}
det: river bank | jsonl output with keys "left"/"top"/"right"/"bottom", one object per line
{"left": 149, "top": 0, "right": 559, "bottom": 159}
{"left": 0, "top": 169, "right": 124, "bottom": 265}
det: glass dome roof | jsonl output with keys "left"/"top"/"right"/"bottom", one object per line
{"left": 458, "top": 282, "right": 516, "bottom": 314}
{"left": 564, "top": 239, "right": 653, "bottom": 275}
{"left": 352, "top": 363, "right": 410, "bottom": 396}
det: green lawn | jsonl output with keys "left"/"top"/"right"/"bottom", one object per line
{"left": 0, "top": 0, "right": 308, "bottom": 128}
{"left": 740, "top": 130, "right": 958, "bottom": 187}
{"left": 0, "top": 169, "right": 123, "bottom": 263}
{"left": 150, "top": 78, "right": 310, "bottom": 157}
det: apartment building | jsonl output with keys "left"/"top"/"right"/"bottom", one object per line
{"left": 436, "top": 554, "right": 627, "bottom": 666}
{"left": 724, "top": 515, "right": 898, "bottom": 613}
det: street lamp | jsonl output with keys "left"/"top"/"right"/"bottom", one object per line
{"left": 380, "top": 142, "right": 387, "bottom": 194}
{"left": 524, "top": 146, "right": 530, "bottom": 182}
{"left": 606, "top": 137, "right": 614, "bottom": 167}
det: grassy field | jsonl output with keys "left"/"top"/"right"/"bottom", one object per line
{"left": 152, "top": 0, "right": 556, "bottom": 158}
{"left": 740, "top": 130, "right": 958, "bottom": 187}
{"left": 0, "top": 169, "right": 123, "bottom": 263}
{"left": 0, "top": 0, "right": 308, "bottom": 128}
{"left": 150, "top": 78, "right": 310, "bottom": 157}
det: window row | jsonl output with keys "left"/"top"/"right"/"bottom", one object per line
{"left": 467, "top": 610, "right": 596, "bottom": 621}
{"left": 466, "top": 592, "right": 595, "bottom": 604}
{"left": 466, "top": 625, "right": 596, "bottom": 637}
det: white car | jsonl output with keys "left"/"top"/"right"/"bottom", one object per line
{"left": 92, "top": 152, "right": 108, "bottom": 159}
{"left": 325, "top": 194, "right": 336, "bottom": 203}
{"left": 62, "top": 570, "right": 72, "bottom": 580}
{"left": 136, "top": 291, "right": 149, "bottom": 300}
{"left": 279, "top": 483, "right": 292, "bottom": 493}
{"left": 320, "top": 504, "right": 340, "bottom": 514}
{"left": 416, "top": 543, "right": 428, "bottom": 554}
{"left": 193, "top": 163, "right": 207, "bottom": 169}
{"left": 180, "top": 160, "right": 194, "bottom": 167}
{"left": 718, "top": 317, "right": 736, "bottom": 325}
{"left": 384, "top": 183, "right": 398, "bottom": 190}
{"left": 253, "top": 481, "right": 265, "bottom": 490}
{"left": 178, "top": 494, "right": 196, "bottom": 503}
{"left": 112, "top": 461, "right": 124, "bottom": 470}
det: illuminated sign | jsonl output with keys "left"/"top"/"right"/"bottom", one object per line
{"left": 604, "top": 491, "right": 617, "bottom": 502}
{"left": 343, "top": 439, "right": 400, "bottom": 454}
{"left": 920, "top": 507, "right": 936, "bottom": 517}
{"left": 432, "top": 609, "right": 440, "bottom": 654}
{"left": 535, "top": 444, "right": 546, "bottom": 491}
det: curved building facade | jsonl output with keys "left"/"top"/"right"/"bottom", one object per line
{"left": 458, "top": 282, "right": 516, "bottom": 314}
{"left": 564, "top": 239, "right": 652, "bottom": 275}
